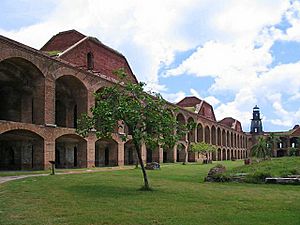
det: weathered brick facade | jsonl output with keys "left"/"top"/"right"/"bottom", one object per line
{"left": 0, "top": 30, "right": 249, "bottom": 170}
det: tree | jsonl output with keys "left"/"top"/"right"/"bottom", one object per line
{"left": 179, "top": 121, "right": 196, "bottom": 165}
{"left": 190, "top": 142, "right": 217, "bottom": 162}
{"left": 77, "top": 68, "right": 184, "bottom": 190}
{"left": 251, "top": 136, "right": 271, "bottom": 159}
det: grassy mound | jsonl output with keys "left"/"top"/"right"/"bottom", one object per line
{"left": 223, "top": 157, "right": 300, "bottom": 183}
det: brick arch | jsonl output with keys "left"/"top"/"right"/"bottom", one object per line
{"left": 55, "top": 75, "right": 88, "bottom": 128}
{"left": 91, "top": 80, "right": 114, "bottom": 93}
{"left": 176, "top": 113, "right": 186, "bottom": 141}
{"left": 0, "top": 128, "right": 44, "bottom": 140}
{"left": 54, "top": 69, "right": 90, "bottom": 91}
{"left": 0, "top": 123, "right": 46, "bottom": 139}
{"left": 211, "top": 125, "right": 216, "bottom": 145}
{"left": 0, "top": 57, "right": 46, "bottom": 124}
{"left": 217, "top": 127, "right": 221, "bottom": 146}
{"left": 95, "top": 137, "right": 119, "bottom": 166}
{"left": 0, "top": 128, "right": 45, "bottom": 170}
{"left": 176, "top": 112, "right": 186, "bottom": 123}
{"left": 187, "top": 117, "right": 195, "bottom": 143}
{"left": 204, "top": 125, "right": 210, "bottom": 144}
{"left": 197, "top": 123, "right": 204, "bottom": 142}
{"left": 0, "top": 53, "right": 47, "bottom": 77}
{"left": 222, "top": 129, "right": 226, "bottom": 147}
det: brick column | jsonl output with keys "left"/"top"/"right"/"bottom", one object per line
{"left": 117, "top": 141, "right": 124, "bottom": 166}
{"left": 44, "top": 139, "right": 55, "bottom": 169}
{"left": 44, "top": 78, "right": 55, "bottom": 125}
{"left": 86, "top": 134, "right": 96, "bottom": 168}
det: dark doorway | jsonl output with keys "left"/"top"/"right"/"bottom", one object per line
{"left": 105, "top": 147, "right": 109, "bottom": 166}
{"left": 74, "top": 147, "right": 78, "bottom": 167}
{"left": 163, "top": 151, "right": 167, "bottom": 163}
{"left": 147, "top": 149, "right": 152, "bottom": 163}
{"left": 73, "top": 105, "right": 78, "bottom": 128}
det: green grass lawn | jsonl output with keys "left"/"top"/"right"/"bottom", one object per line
{"left": 0, "top": 161, "right": 299, "bottom": 225}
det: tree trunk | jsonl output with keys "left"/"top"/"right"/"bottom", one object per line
{"left": 133, "top": 140, "right": 150, "bottom": 190}
{"left": 182, "top": 142, "right": 189, "bottom": 165}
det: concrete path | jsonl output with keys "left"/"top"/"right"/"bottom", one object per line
{"left": 0, "top": 166, "right": 134, "bottom": 185}
{"left": 0, "top": 174, "right": 49, "bottom": 184}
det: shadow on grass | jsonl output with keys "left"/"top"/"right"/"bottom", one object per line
{"left": 65, "top": 183, "right": 159, "bottom": 199}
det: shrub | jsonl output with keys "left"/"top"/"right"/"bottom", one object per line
{"left": 211, "top": 173, "right": 231, "bottom": 182}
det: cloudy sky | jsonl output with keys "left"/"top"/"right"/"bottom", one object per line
{"left": 1, "top": 0, "right": 300, "bottom": 132}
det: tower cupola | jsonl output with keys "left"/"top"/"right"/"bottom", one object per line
{"left": 250, "top": 105, "right": 263, "bottom": 134}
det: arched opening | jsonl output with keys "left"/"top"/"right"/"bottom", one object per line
{"left": 163, "top": 147, "right": 174, "bottom": 163}
{"left": 176, "top": 113, "right": 186, "bottom": 141}
{"left": 55, "top": 134, "right": 87, "bottom": 168}
{"left": 217, "top": 128, "right": 221, "bottom": 145}
{"left": 124, "top": 140, "right": 137, "bottom": 165}
{"left": 146, "top": 147, "right": 153, "bottom": 163}
{"left": 87, "top": 52, "right": 94, "bottom": 70}
{"left": 227, "top": 149, "right": 231, "bottom": 160}
{"left": 217, "top": 148, "right": 221, "bottom": 161}
{"left": 187, "top": 117, "right": 195, "bottom": 143}
{"left": 211, "top": 126, "right": 216, "bottom": 145}
{"left": 234, "top": 133, "right": 236, "bottom": 148}
{"left": 176, "top": 143, "right": 186, "bottom": 162}
{"left": 227, "top": 131, "right": 230, "bottom": 147}
{"left": 0, "top": 57, "right": 45, "bottom": 124}
{"left": 55, "top": 75, "right": 87, "bottom": 128}
{"left": 0, "top": 130, "right": 44, "bottom": 170}
{"left": 204, "top": 126, "right": 210, "bottom": 144}
{"left": 231, "top": 133, "right": 233, "bottom": 148}
{"left": 95, "top": 138, "right": 118, "bottom": 167}
{"left": 148, "top": 145, "right": 161, "bottom": 163}
{"left": 197, "top": 123, "right": 203, "bottom": 142}
{"left": 222, "top": 129, "right": 226, "bottom": 147}
{"left": 212, "top": 150, "right": 217, "bottom": 161}
{"left": 222, "top": 149, "right": 226, "bottom": 160}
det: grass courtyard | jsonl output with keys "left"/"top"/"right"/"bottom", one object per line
{"left": 0, "top": 160, "right": 299, "bottom": 225}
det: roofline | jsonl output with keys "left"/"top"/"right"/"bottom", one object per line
{"left": 0, "top": 34, "right": 119, "bottom": 86}
{"left": 40, "top": 29, "right": 86, "bottom": 51}
{"left": 0, "top": 34, "right": 245, "bottom": 134}
{"left": 55, "top": 35, "right": 139, "bottom": 84}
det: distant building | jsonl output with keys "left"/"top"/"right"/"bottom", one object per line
{"left": 249, "top": 106, "right": 300, "bottom": 157}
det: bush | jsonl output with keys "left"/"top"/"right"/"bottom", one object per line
{"left": 211, "top": 173, "right": 231, "bottom": 182}
{"left": 245, "top": 171, "right": 272, "bottom": 184}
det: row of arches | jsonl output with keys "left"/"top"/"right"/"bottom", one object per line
{"left": 0, "top": 57, "right": 248, "bottom": 146}
{"left": 177, "top": 113, "right": 248, "bottom": 149}
{"left": 0, "top": 129, "right": 248, "bottom": 170}
{"left": 0, "top": 57, "right": 90, "bottom": 129}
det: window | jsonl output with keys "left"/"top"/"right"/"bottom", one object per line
{"left": 87, "top": 52, "right": 94, "bottom": 70}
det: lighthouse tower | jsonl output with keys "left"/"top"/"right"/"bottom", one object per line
{"left": 250, "top": 105, "right": 263, "bottom": 134}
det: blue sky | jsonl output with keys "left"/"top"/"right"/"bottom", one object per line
{"left": 1, "top": 0, "right": 300, "bottom": 132}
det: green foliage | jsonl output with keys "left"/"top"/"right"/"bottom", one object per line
{"left": 288, "top": 147, "right": 298, "bottom": 156}
{"left": 211, "top": 173, "right": 231, "bottom": 182}
{"left": 190, "top": 142, "right": 217, "bottom": 154}
{"left": 251, "top": 136, "right": 272, "bottom": 159}
{"left": 77, "top": 68, "right": 181, "bottom": 150}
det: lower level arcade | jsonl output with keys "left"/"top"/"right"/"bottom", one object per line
{"left": 0, "top": 126, "right": 249, "bottom": 171}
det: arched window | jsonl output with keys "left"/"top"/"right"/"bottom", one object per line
{"left": 87, "top": 52, "right": 94, "bottom": 70}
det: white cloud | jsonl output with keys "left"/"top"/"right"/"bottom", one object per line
{"left": 1, "top": 0, "right": 300, "bottom": 131}
{"left": 162, "top": 91, "right": 186, "bottom": 103}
